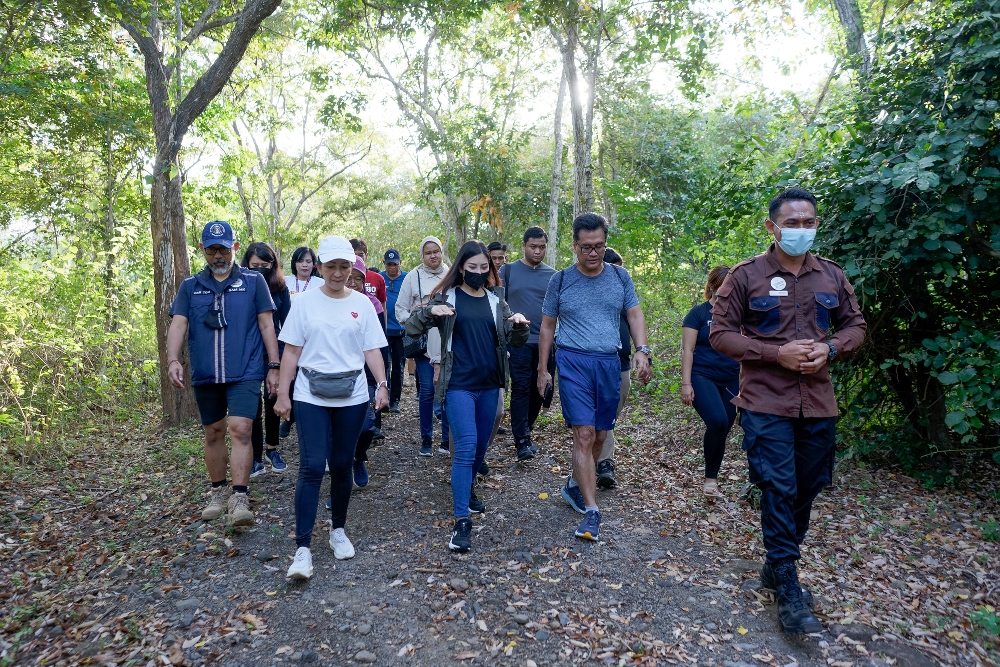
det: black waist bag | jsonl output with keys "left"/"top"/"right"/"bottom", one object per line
{"left": 301, "top": 368, "right": 362, "bottom": 399}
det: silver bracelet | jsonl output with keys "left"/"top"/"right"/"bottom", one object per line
{"left": 376, "top": 381, "right": 389, "bottom": 391}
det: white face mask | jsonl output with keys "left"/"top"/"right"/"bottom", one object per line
{"left": 775, "top": 227, "right": 816, "bottom": 256}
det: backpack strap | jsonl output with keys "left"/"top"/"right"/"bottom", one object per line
{"left": 501, "top": 262, "right": 511, "bottom": 291}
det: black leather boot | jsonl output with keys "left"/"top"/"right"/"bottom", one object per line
{"left": 771, "top": 560, "right": 823, "bottom": 634}
{"left": 761, "top": 562, "right": 814, "bottom": 607}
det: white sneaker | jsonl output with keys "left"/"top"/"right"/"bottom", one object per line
{"left": 329, "top": 527, "right": 355, "bottom": 560}
{"left": 286, "top": 547, "right": 313, "bottom": 580}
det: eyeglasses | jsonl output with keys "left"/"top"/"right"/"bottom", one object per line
{"left": 577, "top": 243, "right": 607, "bottom": 256}
{"left": 205, "top": 246, "right": 232, "bottom": 256}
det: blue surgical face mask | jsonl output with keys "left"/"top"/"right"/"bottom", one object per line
{"left": 775, "top": 226, "right": 816, "bottom": 257}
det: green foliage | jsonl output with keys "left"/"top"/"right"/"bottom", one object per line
{"left": 798, "top": 0, "right": 1000, "bottom": 460}
{"left": 980, "top": 518, "right": 1000, "bottom": 543}
{"left": 970, "top": 608, "right": 1000, "bottom": 636}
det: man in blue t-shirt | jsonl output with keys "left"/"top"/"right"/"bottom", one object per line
{"left": 166, "top": 221, "right": 280, "bottom": 528}
{"left": 537, "top": 213, "right": 653, "bottom": 542}
{"left": 381, "top": 249, "right": 408, "bottom": 413}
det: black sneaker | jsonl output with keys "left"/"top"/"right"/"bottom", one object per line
{"left": 278, "top": 420, "right": 292, "bottom": 438}
{"left": 389, "top": 401, "right": 401, "bottom": 414}
{"left": 438, "top": 441, "right": 450, "bottom": 456}
{"left": 469, "top": 490, "right": 485, "bottom": 514}
{"left": 372, "top": 427, "right": 386, "bottom": 440}
{"left": 516, "top": 439, "right": 535, "bottom": 461}
{"left": 449, "top": 518, "right": 473, "bottom": 552}
{"left": 596, "top": 459, "right": 617, "bottom": 489}
{"left": 771, "top": 560, "right": 823, "bottom": 633}
{"left": 497, "top": 426, "right": 507, "bottom": 435}
{"left": 761, "top": 562, "right": 814, "bottom": 607}
{"left": 477, "top": 461, "right": 490, "bottom": 477}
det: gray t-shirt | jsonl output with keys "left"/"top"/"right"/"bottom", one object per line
{"left": 542, "top": 263, "right": 640, "bottom": 354}
{"left": 502, "top": 259, "right": 556, "bottom": 345}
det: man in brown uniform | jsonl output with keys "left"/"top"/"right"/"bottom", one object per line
{"left": 710, "top": 187, "right": 866, "bottom": 634}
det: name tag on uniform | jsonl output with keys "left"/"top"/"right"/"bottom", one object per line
{"left": 769, "top": 290, "right": 788, "bottom": 296}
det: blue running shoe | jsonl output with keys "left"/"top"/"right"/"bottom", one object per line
{"left": 250, "top": 460, "right": 266, "bottom": 479}
{"left": 326, "top": 497, "right": 332, "bottom": 510}
{"left": 575, "top": 509, "right": 601, "bottom": 541}
{"left": 264, "top": 449, "right": 287, "bottom": 473}
{"left": 560, "top": 481, "right": 586, "bottom": 514}
{"left": 420, "top": 444, "right": 433, "bottom": 457}
{"left": 353, "top": 461, "right": 369, "bottom": 487}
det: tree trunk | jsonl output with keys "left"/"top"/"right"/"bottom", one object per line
{"left": 547, "top": 71, "right": 566, "bottom": 267}
{"left": 832, "top": 0, "right": 870, "bottom": 75}
{"left": 560, "top": 24, "right": 594, "bottom": 218}
{"left": 150, "top": 156, "right": 199, "bottom": 423}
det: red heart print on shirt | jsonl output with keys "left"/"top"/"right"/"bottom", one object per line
{"left": 351, "top": 312, "right": 358, "bottom": 319}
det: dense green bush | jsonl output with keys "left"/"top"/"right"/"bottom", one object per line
{"left": 800, "top": 0, "right": 1000, "bottom": 462}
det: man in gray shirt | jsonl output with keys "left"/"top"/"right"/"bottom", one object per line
{"left": 537, "top": 214, "right": 652, "bottom": 541}
{"left": 502, "top": 227, "right": 557, "bottom": 461}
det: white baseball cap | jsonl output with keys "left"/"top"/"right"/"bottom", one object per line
{"left": 316, "top": 235, "right": 357, "bottom": 264}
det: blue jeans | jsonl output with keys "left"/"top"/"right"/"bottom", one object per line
{"left": 415, "top": 356, "right": 449, "bottom": 447}
{"left": 741, "top": 410, "right": 837, "bottom": 564}
{"left": 690, "top": 372, "right": 739, "bottom": 478}
{"left": 446, "top": 388, "right": 501, "bottom": 518}
{"left": 294, "top": 400, "right": 367, "bottom": 548}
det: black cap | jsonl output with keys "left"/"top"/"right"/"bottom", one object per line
{"left": 383, "top": 249, "right": 401, "bottom": 264}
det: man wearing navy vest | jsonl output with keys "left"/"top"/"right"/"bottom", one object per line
{"left": 166, "top": 221, "right": 280, "bottom": 528}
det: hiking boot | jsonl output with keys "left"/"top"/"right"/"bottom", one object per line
{"left": 286, "top": 547, "right": 313, "bottom": 580}
{"left": 560, "top": 481, "right": 586, "bottom": 514}
{"left": 225, "top": 492, "right": 254, "bottom": 527}
{"left": 264, "top": 449, "right": 287, "bottom": 472}
{"left": 575, "top": 509, "right": 602, "bottom": 541}
{"left": 516, "top": 438, "right": 535, "bottom": 461}
{"left": 449, "top": 518, "right": 473, "bottom": 552}
{"left": 249, "top": 460, "right": 266, "bottom": 479}
{"left": 596, "top": 459, "right": 617, "bottom": 489}
{"left": 770, "top": 560, "right": 823, "bottom": 634}
{"left": 278, "top": 420, "right": 292, "bottom": 438}
{"left": 201, "top": 486, "right": 228, "bottom": 521}
{"left": 469, "top": 489, "right": 485, "bottom": 514}
{"left": 761, "top": 562, "right": 814, "bottom": 607}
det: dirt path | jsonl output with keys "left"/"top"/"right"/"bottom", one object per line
{"left": 2, "top": 379, "right": 998, "bottom": 667}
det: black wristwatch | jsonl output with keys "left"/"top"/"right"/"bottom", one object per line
{"left": 827, "top": 343, "right": 837, "bottom": 362}
{"left": 636, "top": 345, "right": 652, "bottom": 356}
{"left": 268, "top": 361, "right": 281, "bottom": 370}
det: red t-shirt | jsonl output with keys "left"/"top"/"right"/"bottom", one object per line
{"left": 365, "top": 270, "right": 386, "bottom": 314}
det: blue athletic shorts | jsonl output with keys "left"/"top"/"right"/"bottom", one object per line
{"left": 192, "top": 379, "right": 263, "bottom": 425}
{"left": 556, "top": 347, "right": 623, "bottom": 431}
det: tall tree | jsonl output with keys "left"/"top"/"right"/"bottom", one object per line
{"left": 547, "top": 70, "right": 566, "bottom": 266}
{"left": 116, "top": 0, "right": 283, "bottom": 424}
{"left": 831, "top": 0, "right": 870, "bottom": 75}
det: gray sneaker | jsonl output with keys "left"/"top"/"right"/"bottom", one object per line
{"left": 226, "top": 492, "right": 254, "bottom": 527}
{"left": 201, "top": 486, "right": 227, "bottom": 521}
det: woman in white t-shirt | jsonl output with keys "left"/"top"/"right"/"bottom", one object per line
{"left": 275, "top": 236, "right": 388, "bottom": 580}
{"left": 285, "top": 246, "right": 321, "bottom": 295}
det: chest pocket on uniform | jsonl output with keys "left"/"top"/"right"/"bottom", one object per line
{"left": 748, "top": 296, "right": 781, "bottom": 334}
{"left": 815, "top": 292, "right": 839, "bottom": 331}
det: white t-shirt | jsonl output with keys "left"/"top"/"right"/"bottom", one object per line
{"left": 285, "top": 275, "right": 321, "bottom": 295}
{"left": 279, "top": 288, "right": 388, "bottom": 407}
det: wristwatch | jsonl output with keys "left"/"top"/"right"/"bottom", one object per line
{"left": 827, "top": 342, "right": 838, "bottom": 362}
{"left": 267, "top": 361, "right": 281, "bottom": 370}
{"left": 636, "top": 345, "right": 652, "bottom": 356}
